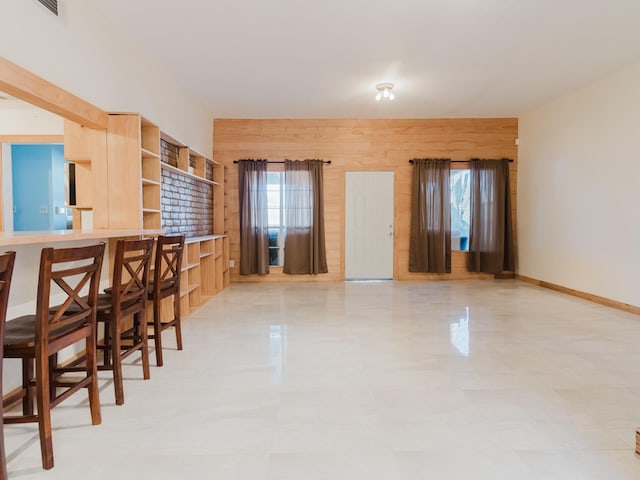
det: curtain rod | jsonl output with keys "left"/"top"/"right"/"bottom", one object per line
{"left": 233, "top": 160, "right": 331, "bottom": 164}
{"left": 409, "top": 159, "right": 513, "bottom": 164}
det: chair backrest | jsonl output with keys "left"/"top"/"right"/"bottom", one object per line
{"left": 112, "top": 238, "right": 154, "bottom": 315}
{"left": 0, "top": 252, "right": 15, "bottom": 480}
{"left": 153, "top": 235, "right": 185, "bottom": 297}
{"left": 37, "top": 243, "right": 105, "bottom": 345}
{"left": 0, "top": 251, "right": 16, "bottom": 331}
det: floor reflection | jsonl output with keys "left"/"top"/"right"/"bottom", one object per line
{"left": 450, "top": 306, "right": 470, "bottom": 356}
{"left": 269, "top": 324, "right": 287, "bottom": 384}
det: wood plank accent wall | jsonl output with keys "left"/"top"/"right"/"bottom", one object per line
{"left": 213, "top": 118, "right": 518, "bottom": 283}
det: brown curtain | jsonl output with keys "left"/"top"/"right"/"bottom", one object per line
{"left": 283, "top": 159, "right": 328, "bottom": 274}
{"left": 409, "top": 158, "right": 451, "bottom": 273}
{"left": 468, "top": 158, "right": 515, "bottom": 273}
{"left": 238, "top": 160, "right": 269, "bottom": 275}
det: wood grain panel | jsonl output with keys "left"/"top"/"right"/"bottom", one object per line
{"left": 63, "top": 119, "right": 109, "bottom": 228}
{"left": 0, "top": 135, "right": 64, "bottom": 143}
{"left": 213, "top": 118, "right": 518, "bottom": 283}
{"left": 106, "top": 114, "right": 143, "bottom": 229}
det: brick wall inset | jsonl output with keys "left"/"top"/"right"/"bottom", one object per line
{"left": 161, "top": 168, "right": 213, "bottom": 237}
{"left": 161, "top": 139, "right": 179, "bottom": 167}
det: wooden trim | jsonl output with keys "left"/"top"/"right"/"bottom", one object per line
{"left": 0, "top": 56, "right": 108, "bottom": 129}
{"left": 0, "top": 134, "right": 64, "bottom": 143}
{"left": 0, "top": 228, "right": 163, "bottom": 247}
{"left": 517, "top": 274, "right": 640, "bottom": 315}
{"left": 161, "top": 162, "right": 215, "bottom": 185}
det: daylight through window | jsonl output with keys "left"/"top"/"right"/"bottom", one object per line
{"left": 267, "top": 172, "right": 285, "bottom": 266}
{"left": 450, "top": 169, "right": 470, "bottom": 251}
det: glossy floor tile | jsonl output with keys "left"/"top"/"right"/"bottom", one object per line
{"left": 4, "top": 280, "right": 640, "bottom": 478}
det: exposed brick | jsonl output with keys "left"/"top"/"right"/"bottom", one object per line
{"left": 161, "top": 168, "right": 213, "bottom": 237}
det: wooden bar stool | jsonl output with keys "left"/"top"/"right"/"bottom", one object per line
{"left": 148, "top": 235, "right": 185, "bottom": 366}
{"left": 0, "top": 251, "right": 16, "bottom": 480}
{"left": 3, "top": 244, "right": 104, "bottom": 470}
{"left": 95, "top": 238, "right": 154, "bottom": 405}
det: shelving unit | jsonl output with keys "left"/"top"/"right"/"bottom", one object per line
{"left": 64, "top": 119, "right": 109, "bottom": 228}
{"left": 140, "top": 119, "right": 161, "bottom": 230}
{"left": 102, "top": 113, "right": 227, "bottom": 320}
{"left": 105, "top": 113, "right": 161, "bottom": 230}
{"left": 177, "top": 235, "right": 227, "bottom": 316}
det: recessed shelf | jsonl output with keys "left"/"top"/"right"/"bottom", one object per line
{"left": 161, "top": 163, "right": 215, "bottom": 185}
{"left": 141, "top": 148, "right": 160, "bottom": 159}
{"left": 142, "top": 177, "right": 161, "bottom": 186}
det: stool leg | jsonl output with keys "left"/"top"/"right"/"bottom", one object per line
{"left": 136, "top": 312, "right": 151, "bottom": 380}
{"left": 85, "top": 329, "right": 101, "bottom": 425}
{"left": 111, "top": 317, "right": 124, "bottom": 406}
{"left": 48, "top": 353, "right": 58, "bottom": 402}
{"left": 153, "top": 297, "right": 164, "bottom": 367}
{"left": 103, "top": 318, "right": 111, "bottom": 366}
{"left": 22, "top": 358, "right": 34, "bottom": 416}
{"left": 173, "top": 293, "right": 183, "bottom": 351}
{"left": 35, "top": 351, "right": 54, "bottom": 470}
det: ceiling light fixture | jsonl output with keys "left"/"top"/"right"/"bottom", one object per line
{"left": 375, "top": 83, "right": 395, "bottom": 101}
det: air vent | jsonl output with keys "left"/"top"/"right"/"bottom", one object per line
{"left": 37, "top": 0, "right": 58, "bottom": 15}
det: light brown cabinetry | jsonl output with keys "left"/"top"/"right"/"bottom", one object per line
{"left": 103, "top": 113, "right": 227, "bottom": 316}
{"left": 140, "top": 118, "right": 162, "bottom": 230}
{"left": 179, "top": 235, "right": 227, "bottom": 316}
{"left": 105, "top": 114, "right": 161, "bottom": 230}
{"left": 63, "top": 119, "right": 109, "bottom": 228}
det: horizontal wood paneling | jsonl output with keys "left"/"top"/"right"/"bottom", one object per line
{"left": 213, "top": 118, "right": 518, "bottom": 283}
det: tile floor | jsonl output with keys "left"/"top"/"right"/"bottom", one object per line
{"left": 4, "top": 280, "right": 640, "bottom": 479}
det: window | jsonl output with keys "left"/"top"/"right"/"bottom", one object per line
{"left": 450, "top": 169, "right": 470, "bottom": 251}
{"left": 267, "top": 171, "right": 285, "bottom": 266}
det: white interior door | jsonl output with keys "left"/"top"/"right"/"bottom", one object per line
{"left": 345, "top": 171, "right": 394, "bottom": 280}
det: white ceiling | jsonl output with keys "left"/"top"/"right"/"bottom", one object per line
{"left": 83, "top": 0, "right": 640, "bottom": 119}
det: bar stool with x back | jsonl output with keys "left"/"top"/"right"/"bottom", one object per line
{"left": 3, "top": 244, "right": 104, "bottom": 470}
{"left": 148, "top": 235, "right": 185, "bottom": 366}
{"left": 96, "top": 238, "right": 154, "bottom": 405}
{"left": 58, "top": 238, "right": 154, "bottom": 406}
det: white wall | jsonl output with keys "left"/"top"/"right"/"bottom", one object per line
{"left": 0, "top": 0, "right": 212, "bottom": 154}
{"left": 518, "top": 60, "right": 640, "bottom": 306}
{"left": 0, "top": 98, "right": 64, "bottom": 134}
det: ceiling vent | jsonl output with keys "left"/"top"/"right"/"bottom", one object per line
{"left": 37, "top": 0, "right": 58, "bottom": 16}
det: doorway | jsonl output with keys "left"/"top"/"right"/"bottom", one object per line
{"left": 345, "top": 171, "right": 394, "bottom": 280}
{"left": 10, "top": 143, "right": 68, "bottom": 231}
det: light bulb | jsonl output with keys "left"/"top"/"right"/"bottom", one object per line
{"left": 376, "top": 93, "right": 382, "bottom": 101}
{"left": 389, "top": 92, "right": 395, "bottom": 101}
{"left": 383, "top": 88, "right": 389, "bottom": 98}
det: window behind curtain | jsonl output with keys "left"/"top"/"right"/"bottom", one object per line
{"left": 451, "top": 169, "right": 470, "bottom": 251}
{"left": 266, "top": 170, "right": 314, "bottom": 267}
{"left": 267, "top": 172, "right": 285, "bottom": 266}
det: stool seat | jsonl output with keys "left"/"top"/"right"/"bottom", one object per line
{"left": 147, "top": 278, "right": 177, "bottom": 295}
{"left": 57, "top": 292, "right": 140, "bottom": 316}
{"left": 3, "top": 315, "right": 88, "bottom": 349}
